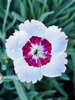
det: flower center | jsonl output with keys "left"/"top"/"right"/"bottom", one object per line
{"left": 22, "top": 36, "right": 52, "bottom": 68}
{"left": 34, "top": 49, "right": 38, "bottom": 55}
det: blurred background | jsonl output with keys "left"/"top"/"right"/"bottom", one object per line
{"left": 0, "top": 0, "right": 75, "bottom": 100}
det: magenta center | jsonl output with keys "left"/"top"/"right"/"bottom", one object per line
{"left": 22, "top": 36, "right": 52, "bottom": 68}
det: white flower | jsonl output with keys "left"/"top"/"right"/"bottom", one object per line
{"left": 6, "top": 19, "right": 68, "bottom": 83}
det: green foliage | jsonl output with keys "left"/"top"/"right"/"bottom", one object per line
{"left": 14, "top": 80, "right": 28, "bottom": 100}
{"left": 0, "top": 0, "right": 75, "bottom": 100}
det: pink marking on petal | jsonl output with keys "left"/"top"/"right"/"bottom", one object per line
{"left": 22, "top": 41, "right": 32, "bottom": 56}
{"left": 30, "top": 36, "right": 42, "bottom": 45}
{"left": 41, "top": 39, "right": 52, "bottom": 54}
{"left": 39, "top": 54, "right": 51, "bottom": 66}
{"left": 25, "top": 55, "right": 39, "bottom": 67}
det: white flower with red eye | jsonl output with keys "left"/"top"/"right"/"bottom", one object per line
{"left": 6, "top": 19, "right": 68, "bottom": 83}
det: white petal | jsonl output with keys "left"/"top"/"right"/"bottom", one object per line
{"left": 19, "top": 19, "right": 47, "bottom": 38}
{"left": 44, "top": 26, "right": 68, "bottom": 55}
{"left": 44, "top": 26, "right": 67, "bottom": 41}
{"left": 51, "top": 35, "right": 68, "bottom": 55}
{"left": 41, "top": 52, "right": 67, "bottom": 77}
{"left": 14, "top": 57, "right": 43, "bottom": 83}
{"left": 6, "top": 31, "right": 29, "bottom": 60}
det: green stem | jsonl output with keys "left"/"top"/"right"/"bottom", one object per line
{"left": 3, "top": 75, "right": 19, "bottom": 82}
{"left": 2, "top": 0, "right": 11, "bottom": 32}
{"left": 41, "top": 0, "right": 47, "bottom": 14}
{"left": 5, "top": 17, "right": 16, "bottom": 31}
{"left": 14, "top": 80, "right": 28, "bottom": 100}
{"left": 28, "top": 0, "right": 35, "bottom": 18}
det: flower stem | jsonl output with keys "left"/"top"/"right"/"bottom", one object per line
{"left": 2, "top": 0, "right": 11, "bottom": 32}
{"left": 41, "top": 0, "right": 47, "bottom": 14}
{"left": 28, "top": 0, "right": 35, "bottom": 18}
{"left": 3, "top": 75, "right": 19, "bottom": 82}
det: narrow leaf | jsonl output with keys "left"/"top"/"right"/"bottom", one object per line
{"left": 39, "top": 11, "right": 54, "bottom": 22}
{"left": 14, "top": 80, "right": 28, "bottom": 100}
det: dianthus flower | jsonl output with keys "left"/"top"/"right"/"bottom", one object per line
{"left": 6, "top": 19, "right": 68, "bottom": 83}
